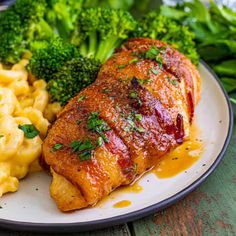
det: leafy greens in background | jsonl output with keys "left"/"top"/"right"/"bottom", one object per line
{"left": 161, "top": 0, "right": 236, "bottom": 103}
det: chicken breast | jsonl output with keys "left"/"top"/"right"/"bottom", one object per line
{"left": 42, "top": 38, "right": 201, "bottom": 211}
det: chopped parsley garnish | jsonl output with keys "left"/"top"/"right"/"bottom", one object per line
{"left": 50, "top": 143, "right": 63, "bottom": 152}
{"left": 78, "top": 138, "right": 95, "bottom": 151}
{"left": 102, "top": 88, "right": 112, "bottom": 94}
{"left": 71, "top": 140, "right": 83, "bottom": 153}
{"left": 70, "top": 138, "right": 95, "bottom": 161}
{"left": 79, "top": 151, "right": 92, "bottom": 161}
{"left": 167, "top": 77, "right": 178, "bottom": 86}
{"left": 97, "top": 137, "right": 103, "bottom": 147}
{"left": 118, "top": 64, "right": 126, "bottom": 69}
{"left": 129, "top": 58, "right": 139, "bottom": 64}
{"left": 151, "top": 68, "right": 158, "bottom": 75}
{"left": 145, "top": 45, "right": 160, "bottom": 60}
{"left": 77, "top": 95, "right": 86, "bottom": 102}
{"left": 76, "top": 120, "right": 81, "bottom": 125}
{"left": 129, "top": 91, "right": 137, "bottom": 99}
{"left": 136, "top": 127, "right": 145, "bottom": 133}
{"left": 18, "top": 124, "right": 39, "bottom": 139}
{"left": 156, "top": 57, "right": 163, "bottom": 69}
{"left": 0, "top": 134, "right": 4, "bottom": 138}
{"left": 135, "top": 114, "right": 142, "bottom": 121}
{"left": 124, "top": 126, "right": 130, "bottom": 132}
{"left": 87, "top": 112, "right": 110, "bottom": 143}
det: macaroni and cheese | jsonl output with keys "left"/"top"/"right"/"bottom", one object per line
{"left": 0, "top": 60, "right": 61, "bottom": 197}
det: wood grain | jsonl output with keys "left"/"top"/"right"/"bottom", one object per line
{"left": 0, "top": 224, "right": 131, "bottom": 236}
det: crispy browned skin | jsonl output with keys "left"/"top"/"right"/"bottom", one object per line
{"left": 42, "top": 38, "right": 201, "bottom": 211}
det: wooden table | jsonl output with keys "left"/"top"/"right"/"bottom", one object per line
{"left": 0, "top": 103, "right": 235, "bottom": 236}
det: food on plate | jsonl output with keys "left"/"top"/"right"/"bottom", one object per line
{"left": 27, "top": 37, "right": 101, "bottom": 106}
{"left": 42, "top": 38, "right": 201, "bottom": 211}
{"left": 0, "top": 60, "right": 61, "bottom": 197}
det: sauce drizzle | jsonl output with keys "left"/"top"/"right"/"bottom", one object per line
{"left": 153, "top": 123, "right": 204, "bottom": 178}
{"left": 113, "top": 200, "right": 131, "bottom": 208}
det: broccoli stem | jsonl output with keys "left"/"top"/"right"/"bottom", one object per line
{"left": 96, "top": 36, "right": 123, "bottom": 62}
{"left": 88, "top": 31, "right": 98, "bottom": 58}
{"left": 79, "top": 42, "right": 88, "bottom": 57}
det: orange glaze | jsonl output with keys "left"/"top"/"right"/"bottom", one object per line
{"left": 153, "top": 122, "right": 204, "bottom": 178}
{"left": 113, "top": 200, "right": 132, "bottom": 208}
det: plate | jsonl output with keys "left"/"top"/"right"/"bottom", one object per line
{"left": 0, "top": 61, "right": 233, "bottom": 233}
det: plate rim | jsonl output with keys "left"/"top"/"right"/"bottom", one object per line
{"left": 0, "top": 60, "right": 234, "bottom": 233}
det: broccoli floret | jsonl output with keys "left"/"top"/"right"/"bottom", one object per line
{"left": 47, "top": 57, "right": 101, "bottom": 105}
{"left": 46, "top": 0, "right": 83, "bottom": 40}
{"left": 134, "top": 13, "right": 199, "bottom": 65}
{"left": 27, "top": 37, "right": 80, "bottom": 81}
{"left": 0, "top": 10, "right": 24, "bottom": 64}
{"left": 0, "top": 0, "right": 54, "bottom": 65}
{"left": 71, "top": 8, "right": 137, "bottom": 62}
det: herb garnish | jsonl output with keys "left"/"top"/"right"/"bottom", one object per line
{"left": 118, "top": 64, "right": 126, "bottom": 69}
{"left": 77, "top": 95, "right": 86, "bottom": 102}
{"left": 129, "top": 58, "right": 139, "bottom": 64}
{"left": 18, "top": 124, "right": 39, "bottom": 139}
{"left": 0, "top": 134, "right": 4, "bottom": 138}
{"left": 97, "top": 137, "right": 103, "bottom": 147}
{"left": 102, "top": 88, "right": 111, "bottom": 94}
{"left": 76, "top": 120, "right": 81, "bottom": 125}
{"left": 50, "top": 143, "right": 63, "bottom": 152}
{"left": 70, "top": 138, "right": 95, "bottom": 161}
{"left": 151, "top": 68, "right": 158, "bottom": 75}
{"left": 87, "top": 112, "right": 110, "bottom": 143}
{"left": 129, "top": 91, "right": 137, "bottom": 99}
{"left": 135, "top": 114, "right": 142, "bottom": 121}
{"left": 167, "top": 77, "right": 178, "bottom": 86}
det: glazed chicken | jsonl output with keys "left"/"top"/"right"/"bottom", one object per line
{"left": 42, "top": 38, "right": 201, "bottom": 211}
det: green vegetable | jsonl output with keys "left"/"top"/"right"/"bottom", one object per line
{"left": 18, "top": 124, "right": 39, "bottom": 139}
{"left": 46, "top": 0, "right": 83, "bottom": 40}
{"left": 71, "top": 8, "right": 137, "bottom": 62}
{"left": 70, "top": 138, "right": 95, "bottom": 161}
{"left": 50, "top": 143, "right": 63, "bottom": 152}
{"left": 77, "top": 95, "right": 87, "bottom": 103}
{"left": 87, "top": 112, "right": 110, "bottom": 143}
{"left": 0, "top": 135, "right": 4, "bottom": 138}
{"left": 47, "top": 57, "right": 100, "bottom": 106}
{"left": 161, "top": 0, "right": 236, "bottom": 94}
{"left": 133, "top": 13, "right": 199, "bottom": 65}
{"left": 27, "top": 36, "right": 80, "bottom": 82}
{"left": 167, "top": 77, "right": 178, "bottom": 86}
{"left": 0, "top": 0, "right": 54, "bottom": 65}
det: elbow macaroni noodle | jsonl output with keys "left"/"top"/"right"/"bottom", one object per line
{"left": 0, "top": 60, "right": 62, "bottom": 197}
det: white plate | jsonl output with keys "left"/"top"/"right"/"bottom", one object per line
{"left": 0, "top": 61, "right": 233, "bottom": 233}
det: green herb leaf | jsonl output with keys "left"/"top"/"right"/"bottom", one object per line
{"left": 129, "top": 91, "right": 137, "bottom": 99}
{"left": 129, "top": 58, "right": 139, "bottom": 64}
{"left": 230, "top": 98, "right": 236, "bottom": 104}
{"left": 136, "top": 127, "right": 145, "bottom": 133}
{"left": 70, "top": 140, "right": 83, "bottom": 153}
{"left": 50, "top": 143, "right": 63, "bottom": 152}
{"left": 135, "top": 114, "right": 142, "bottom": 121}
{"left": 167, "top": 77, "right": 178, "bottom": 85}
{"left": 79, "top": 150, "right": 92, "bottom": 161}
{"left": 151, "top": 68, "right": 158, "bottom": 75}
{"left": 76, "top": 120, "right": 81, "bottom": 125}
{"left": 102, "top": 88, "right": 112, "bottom": 93}
{"left": 118, "top": 64, "right": 126, "bottom": 69}
{"left": 87, "top": 112, "right": 110, "bottom": 143}
{"left": 156, "top": 57, "right": 163, "bottom": 69}
{"left": 0, "top": 134, "right": 4, "bottom": 138}
{"left": 18, "top": 124, "right": 39, "bottom": 139}
{"left": 97, "top": 137, "right": 103, "bottom": 147}
{"left": 77, "top": 95, "right": 86, "bottom": 102}
{"left": 79, "top": 138, "right": 95, "bottom": 151}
